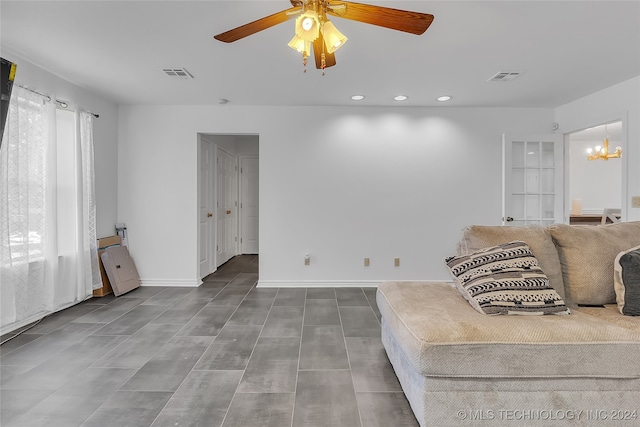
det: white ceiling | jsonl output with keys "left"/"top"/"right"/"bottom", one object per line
{"left": 570, "top": 121, "right": 623, "bottom": 142}
{"left": 2, "top": 1, "right": 638, "bottom": 108}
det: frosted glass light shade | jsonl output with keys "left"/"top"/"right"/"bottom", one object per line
{"left": 321, "top": 21, "right": 347, "bottom": 53}
{"left": 295, "top": 11, "right": 320, "bottom": 42}
{"left": 288, "top": 35, "right": 311, "bottom": 55}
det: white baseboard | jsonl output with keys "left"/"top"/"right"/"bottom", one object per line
{"left": 0, "top": 296, "right": 92, "bottom": 336}
{"left": 257, "top": 279, "right": 454, "bottom": 288}
{"left": 140, "top": 279, "right": 202, "bottom": 287}
{"left": 257, "top": 280, "right": 381, "bottom": 288}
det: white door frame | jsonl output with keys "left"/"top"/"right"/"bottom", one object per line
{"left": 196, "top": 134, "right": 260, "bottom": 281}
{"left": 198, "top": 138, "right": 215, "bottom": 278}
{"left": 239, "top": 155, "right": 259, "bottom": 254}
{"left": 562, "top": 112, "right": 628, "bottom": 223}
{"left": 215, "top": 146, "right": 239, "bottom": 267}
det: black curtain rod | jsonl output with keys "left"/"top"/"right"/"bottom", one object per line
{"left": 17, "top": 84, "right": 51, "bottom": 102}
{"left": 17, "top": 84, "right": 100, "bottom": 118}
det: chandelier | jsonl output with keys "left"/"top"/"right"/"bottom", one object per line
{"left": 586, "top": 126, "right": 622, "bottom": 161}
{"left": 287, "top": 2, "right": 348, "bottom": 74}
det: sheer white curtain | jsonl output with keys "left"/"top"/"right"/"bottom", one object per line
{"left": 54, "top": 109, "right": 101, "bottom": 306}
{"left": 0, "top": 87, "right": 52, "bottom": 330}
{"left": 0, "top": 87, "right": 101, "bottom": 334}
{"left": 78, "top": 111, "right": 101, "bottom": 294}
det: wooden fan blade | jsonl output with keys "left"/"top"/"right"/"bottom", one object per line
{"left": 327, "top": 1, "right": 434, "bottom": 35}
{"left": 313, "top": 34, "right": 337, "bottom": 69}
{"left": 214, "top": 7, "right": 299, "bottom": 43}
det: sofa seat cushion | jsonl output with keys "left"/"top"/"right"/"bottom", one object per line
{"left": 549, "top": 221, "right": 640, "bottom": 305}
{"left": 577, "top": 305, "right": 640, "bottom": 333}
{"left": 377, "top": 281, "right": 640, "bottom": 379}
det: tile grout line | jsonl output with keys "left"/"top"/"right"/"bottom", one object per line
{"left": 365, "top": 288, "right": 382, "bottom": 326}
{"left": 118, "top": 279, "right": 240, "bottom": 427}
{"left": 338, "top": 287, "right": 365, "bottom": 427}
{"left": 147, "top": 276, "right": 241, "bottom": 427}
{"left": 217, "top": 276, "right": 272, "bottom": 427}
{"left": 290, "top": 287, "right": 308, "bottom": 427}
{"left": 86, "top": 288, "right": 193, "bottom": 427}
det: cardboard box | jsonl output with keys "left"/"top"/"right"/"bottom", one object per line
{"left": 94, "top": 235, "right": 121, "bottom": 297}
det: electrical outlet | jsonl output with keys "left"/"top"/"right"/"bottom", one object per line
{"left": 632, "top": 196, "right": 640, "bottom": 208}
{"left": 364, "top": 258, "right": 370, "bottom": 267}
{"left": 394, "top": 258, "right": 400, "bottom": 267}
{"left": 304, "top": 255, "right": 310, "bottom": 266}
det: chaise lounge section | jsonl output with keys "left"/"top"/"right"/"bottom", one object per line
{"left": 377, "top": 222, "right": 640, "bottom": 426}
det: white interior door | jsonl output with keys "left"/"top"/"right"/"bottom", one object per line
{"left": 503, "top": 134, "right": 564, "bottom": 226}
{"left": 216, "top": 148, "right": 238, "bottom": 267}
{"left": 199, "top": 141, "right": 215, "bottom": 278}
{"left": 240, "top": 157, "right": 259, "bottom": 254}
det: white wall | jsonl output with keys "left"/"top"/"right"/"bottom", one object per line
{"left": 555, "top": 76, "right": 640, "bottom": 221}
{"left": 3, "top": 52, "right": 119, "bottom": 238}
{"left": 118, "top": 105, "right": 553, "bottom": 286}
{"left": 202, "top": 134, "right": 259, "bottom": 157}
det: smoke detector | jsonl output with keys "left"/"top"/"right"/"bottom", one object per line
{"left": 487, "top": 71, "right": 523, "bottom": 82}
{"left": 162, "top": 68, "right": 194, "bottom": 79}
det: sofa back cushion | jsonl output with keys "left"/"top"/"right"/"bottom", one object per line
{"left": 457, "top": 225, "right": 565, "bottom": 301}
{"left": 549, "top": 222, "right": 640, "bottom": 306}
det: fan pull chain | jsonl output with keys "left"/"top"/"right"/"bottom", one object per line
{"left": 303, "top": 52, "right": 308, "bottom": 73}
{"left": 321, "top": 2, "right": 326, "bottom": 76}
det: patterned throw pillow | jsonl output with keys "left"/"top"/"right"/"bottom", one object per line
{"left": 614, "top": 245, "right": 640, "bottom": 316}
{"left": 445, "top": 241, "right": 570, "bottom": 316}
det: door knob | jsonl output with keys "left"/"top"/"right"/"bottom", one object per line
{"left": 226, "top": 210, "right": 232, "bottom": 215}
{"left": 506, "top": 216, "right": 514, "bottom": 222}
{"left": 207, "top": 213, "right": 213, "bottom": 217}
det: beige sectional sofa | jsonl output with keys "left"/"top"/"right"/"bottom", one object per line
{"left": 377, "top": 222, "right": 640, "bottom": 427}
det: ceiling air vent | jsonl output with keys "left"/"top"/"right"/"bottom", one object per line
{"left": 162, "top": 68, "right": 194, "bottom": 79}
{"left": 488, "top": 71, "right": 522, "bottom": 82}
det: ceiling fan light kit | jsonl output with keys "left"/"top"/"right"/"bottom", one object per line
{"left": 214, "top": 0, "right": 434, "bottom": 74}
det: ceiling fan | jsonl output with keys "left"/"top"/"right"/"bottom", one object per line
{"left": 214, "top": 0, "right": 434, "bottom": 71}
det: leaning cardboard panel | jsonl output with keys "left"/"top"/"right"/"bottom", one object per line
{"left": 100, "top": 246, "right": 141, "bottom": 296}
{"left": 95, "top": 235, "right": 121, "bottom": 297}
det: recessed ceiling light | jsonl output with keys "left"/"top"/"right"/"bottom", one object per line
{"left": 394, "top": 95, "right": 408, "bottom": 101}
{"left": 437, "top": 95, "right": 452, "bottom": 102}
{"left": 351, "top": 95, "right": 365, "bottom": 101}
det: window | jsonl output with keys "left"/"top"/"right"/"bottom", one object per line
{"left": 1, "top": 86, "right": 100, "bottom": 333}
{"left": 1, "top": 88, "right": 48, "bottom": 266}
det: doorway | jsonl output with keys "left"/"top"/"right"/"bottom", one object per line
{"left": 197, "top": 134, "right": 259, "bottom": 279}
{"left": 567, "top": 121, "right": 623, "bottom": 223}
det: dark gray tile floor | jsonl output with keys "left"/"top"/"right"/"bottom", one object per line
{"left": 0, "top": 255, "right": 417, "bottom": 427}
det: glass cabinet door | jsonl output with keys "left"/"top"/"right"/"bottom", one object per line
{"left": 503, "top": 134, "right": 564, "bottom": 226}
